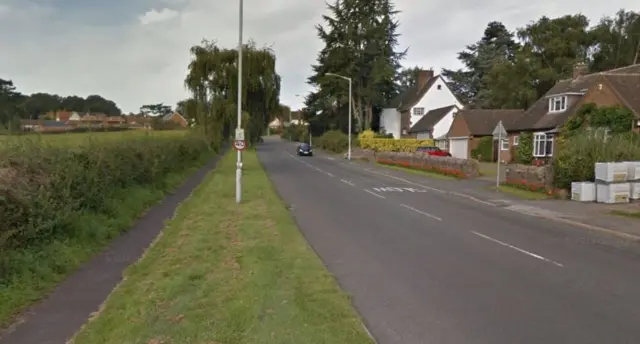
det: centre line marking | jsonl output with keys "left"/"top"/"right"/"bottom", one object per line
{"left": 400, "top": 204, "right": 442, "bottom": 221}
{"left": 471, "top": 231, "right": 564, "bottom": 267}
{"left": 341, "top": 179, "right": 355, "bottom": 186}
{"left": 364, "top": 189, "right": 385, "bottom": 198}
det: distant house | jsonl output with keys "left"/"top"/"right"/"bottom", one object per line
{"left": 407, "top": 105, "right": 461, "bottom": 149}
{"left": 509, "top": 62, "right": 640, "bottom": 160}
{"left": 125, "top": 115, "right": 152, "bottom": 129}
{"left": 380, "top": 69, "right": 463, "bottom": 139}
{"left": 446, "top": 109, "right": 526, "bottom": 160}
{"left": 162, "top": 112, "right": 188, "bottom": 127}
{"left": 269, "top": 117, "right": 283, "bottom": 129}
{"left": 20, "top": 119, "right": 73, "bottom": 132}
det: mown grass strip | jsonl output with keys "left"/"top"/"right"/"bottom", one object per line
{"left": 71, "top": 150, "right": 372, "bottom": 344}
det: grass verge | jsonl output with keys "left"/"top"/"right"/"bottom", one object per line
{"left": 610, "top": 210, "right": 640, "bottom": 220}
{"left": 0, "top": 152, "right": 213, "bottom": 328}
{"left": 490, "top": 185, "right": 551, "bottom": 200}
{"left": 376, "top": 163, "right": 455, "bottom": 180}
{"left": 71, "top": 150, "right": 372, "bottom": 344}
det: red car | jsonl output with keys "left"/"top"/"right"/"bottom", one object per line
{"left": 416, "top": 146, "right": 451, "bottom": 157}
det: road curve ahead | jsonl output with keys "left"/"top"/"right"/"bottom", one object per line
{"left": 257, "top": 138, "right": 640, "bottom": 344}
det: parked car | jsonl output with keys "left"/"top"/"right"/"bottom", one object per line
{"left": 297, "top": 143, "right": 313, "bottom": 156}
{"left": 416, "top": 146, "right": 451, "bottom": 157}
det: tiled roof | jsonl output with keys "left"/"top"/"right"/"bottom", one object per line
{"left": 457, "top": 109, "right": 526, "bottom": 136}
{"left": 514, "top": 63, "right": 640, "bottom": 130}
{"left": 408, "top": 105, "right": 457, "bottom": 133}
{"left": 386, "top": 76, "right": 440, "bottom": 112}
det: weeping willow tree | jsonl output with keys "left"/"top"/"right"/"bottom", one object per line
{"left": 184, "top": 39, "right": 281, "bottom": 149}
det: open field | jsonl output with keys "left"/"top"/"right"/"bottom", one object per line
{"left": 0, "top": 129, "right": 189, "bottom": 148}
{"left": 71, "top": 150, "right": 372, "bottom": 344}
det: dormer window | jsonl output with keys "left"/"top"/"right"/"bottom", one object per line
{"left": 549, "top": 96, "right": 567, "bottom": 113}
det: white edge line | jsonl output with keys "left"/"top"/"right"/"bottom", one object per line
{"left": 471, "top": 231, "right": 564, "bottom": 267}
{"left": 400, "top": 204, "right": 442, "bottom": 221}
{"left": 326, "top": 172, "right": 334, "bottom": 177}
{"left": 364, "top": 189, "right": 385, "bottom": 199}
{"left": 340, "top": 179, "right": 355, "bottom": 186}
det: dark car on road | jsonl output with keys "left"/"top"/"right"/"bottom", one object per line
{"left": 297, "top": 143, "right": 313, "bottom": 156}
{"left": 417, "top": 146, "right": 451, "bottom": 157}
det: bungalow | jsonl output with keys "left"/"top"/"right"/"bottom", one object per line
{"left": 446, "top": 109, "right": 526, "bottom": 160}
{"left": 380, "top": 69, "right": 463, "bottom": 139}
{"left": 508, "top": 62, "right": 640, "bottom": 160}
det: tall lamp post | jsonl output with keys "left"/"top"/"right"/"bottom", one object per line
{"left": 325, "top": 73, "right": 352, "bottom": 160}
{"left": 235, "top": 0, "right": 243, "bottom": 204}
{"left": 295, "top": 93, "right": 310, "bottom": 146}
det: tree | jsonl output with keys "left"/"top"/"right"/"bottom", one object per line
{"left": 0, "top": 78, "right": 24, "bottom": 128}
{"left": 589, "top": 10, "right": 640, "bottom": 71}
{"left": 140, "top": 103, "right": 173, "bottom": 116}
{"left": 395, "top": 66, "right": 422, "bottom": 95}
{"left": 442, "top": 21, "right": 520, "bottom": 107}
{"left": 184, "top": 39, "right": 281, "bottom": 148}
{"left": 306, "top": 0, "right": 405, "bottom": 133}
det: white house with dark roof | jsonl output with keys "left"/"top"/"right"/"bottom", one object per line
{"left": 407, "top": 105, "right": 461, "bottom": 148}
{"left": 380, "top": 69, "right": 463, "bottom": 139}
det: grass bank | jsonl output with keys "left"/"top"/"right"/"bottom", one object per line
{"left": 489, "top": 185, "right": 551, "bottom": 200}
{"left": 71, "top": 150, "right": 372, "bottom": 344}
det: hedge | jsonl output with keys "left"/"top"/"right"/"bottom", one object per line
{"left": 359, "top": 137, "right": 434, "bottom": 152}
{"left": 0, "top": 132, "right": 211, "bottom": 324}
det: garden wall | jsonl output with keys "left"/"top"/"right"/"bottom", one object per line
{"left": 374, "top": 151, "right": 480, "bottom": 178}
{"left": 504, "top": 164, "right": 554, "bottom": 189}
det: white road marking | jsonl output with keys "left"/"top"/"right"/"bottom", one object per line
{"left": 362, "top": 168, "right": 446, "bottom": 193}
{"left": 365, "top": 189, "right": 386, "bottom": 199}
{"left": 400, "top": 204, "right": 442, "bottom": 221}
{"left": 327, "top": 157, "right": 335, "bottom": 160}
{"left": 326, "top": 172, "right": 334, "bottom": 177}
{"left": 471, "top": 231, "right": 564, "bottom": 267}
{"left": 341, "top": 179, "right": 355, "bottom": 186}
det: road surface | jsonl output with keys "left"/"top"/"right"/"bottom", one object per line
{"left": 258, "top": 138, "right": 640, "bottom": 344}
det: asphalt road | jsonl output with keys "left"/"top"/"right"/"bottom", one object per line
{"left": 258, "top": 138, "right": 640, "bottom": 344}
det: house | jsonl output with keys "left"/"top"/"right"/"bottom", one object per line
{"left": 125, "top": 115, "right": 152, "bottom": 129}
{"left": 510, "top": 62, "right": 640, "bottom": 160}
{"left": 406, "top": 105, "right": 460, "bottom": 149}
{"left": 380, "top": 69, "right": 463, "bottom": 139}
{"left": 162, "top": 112, "right": 188, "bottom": 127}
{"left": 446, "top": 109, "right": 526, "bottom": 160}
{"left": 268, "top": 117, "right": 283, "bottom": 129}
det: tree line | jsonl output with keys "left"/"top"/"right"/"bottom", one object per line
{"left": 0, "top": 78, "right": 123, "bottom": 127}
{"left": 301, "top": 4, "right": 640, "bottom": 135}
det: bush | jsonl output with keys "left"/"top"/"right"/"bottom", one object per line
{"left": 553, "top": 131, "right": 640, "bottom": 190}
{"left": 281, "top": 125, "right": 307, "bottom": 142}
{"left": 0, "top": 132, "right": 210, "bottom": 322}
{"left": 359, "top": 138, "right": 434, "bottom": 152}
{"left": 318, "top": 130, "right": 349, "bottom": 153}
{"left": 471, "top": 136, "right": 493, "bottom": 162}
{"left": 515, "top": 132, "right": 533, "bottom": 164}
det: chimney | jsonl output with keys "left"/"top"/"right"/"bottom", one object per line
{"left": 573, "top": 62, "right": 588, "bottom": 79}
{"left": 417, "top": 69, "right": 435, "bottom": 88}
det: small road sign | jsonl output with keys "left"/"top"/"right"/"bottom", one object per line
{"left": 235, "top": 128, "right": 245, "bottom": 141}
{"left": 492, "top": 120, "right": 507, "bottom": 140}
{"left": 233, "top": 140, "right": 246, "bottom": 151}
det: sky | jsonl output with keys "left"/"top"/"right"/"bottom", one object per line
{"left": 0, "top": 0, "right": 637, "bottom": 113}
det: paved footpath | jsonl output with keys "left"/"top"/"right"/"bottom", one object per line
{"left": 0, "top": 153, "right": 224, "bottom": 344}
{"left": 261, "top": 138, "right": 640, "bottom": 344}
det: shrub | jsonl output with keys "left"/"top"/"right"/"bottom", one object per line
{"left": 515, "top": 132, "right": 534, "bottom": 164}
{"left": 318, "top": 130, "right": 349, "bottom": 153}
{"left": 359, "top": 138, "right": 434, "bottom": 152}
{"left": 0, "top": 133, "right": 209, "bottom": 289}
{"left": 553, "top": 131, "right": 640, "bottom": 190}
{"left": 281, "top": 125, "right": 307, "bottom": 142}
{"left": 471, "top": 136, "right": 493, "bottom": 162}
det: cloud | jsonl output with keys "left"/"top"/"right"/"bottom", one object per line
{"left": 0, "top": 0, "right": 637, "bottom": 113}
{"left": 139, "top": 8, "right": 179, "bottom": 25}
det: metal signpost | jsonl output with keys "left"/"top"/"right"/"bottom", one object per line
{"left": 235, "top": 0, "right": 243, "bottom": 204}
{"left": 492, "top": 120, "right": 507, "bottom": 188}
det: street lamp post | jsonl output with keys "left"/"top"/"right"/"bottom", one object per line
{"left": 325, "top": 73, "right": 352, "bottom": 160}
{"left": 235, "top": 0, "right": 243, "bottom": 204}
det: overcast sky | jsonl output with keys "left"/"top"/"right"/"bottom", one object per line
{"left": 0, "top": 0, "right": 637, "bottom": 113}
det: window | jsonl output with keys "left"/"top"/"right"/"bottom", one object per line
{"left": 437, "top": 84, "right": 442, "bottom": 90}
{"left": 500, "top": 138, "right": 509, "bottom": 150}
{"left": 413, "top": 107, "right": 425, "bottom": 116}
{"left": 513, "top": 135, "right": 519, "bottom": 146}
{"left": 533, "top": 133, "right": 553, "bottom": 157}
{"left": 548, "top": 96, "right": 567, "bottom": 113}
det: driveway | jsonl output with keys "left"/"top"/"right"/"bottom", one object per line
{"left": 258, "top": 138, "right": 640, "bottom": 344}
